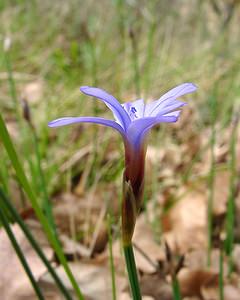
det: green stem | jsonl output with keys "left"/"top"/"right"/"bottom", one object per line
{"left": 129, "top": 28, "right": 141, "bottom": 98}
{"left": 31, "top": 127, "right": 56, "bottom": 232}
{"left": 0, "top": 208, "right": 44, "bottom": 300}
{"left": 0, "top": 188, "right": 73, "bottom": 300}
{"left": 224, "top": 119, "right": 238, "bottom": 275}
{"left": 4, "top": 49, "right": 20, "bottom": 122}
{"left": 219, "top": 248, "right": 224, "bottom": 300}
{"left": 207, "top": 93, "right": 217, "bottom": 267}
{"left": 123, "top": 243, "right": 142, "bottom": 300}
{"left": 107, "top": 214, "right": 117, "bottom": 300}
{"left": 172, "top": 275, "right": 181, "bottom": 300}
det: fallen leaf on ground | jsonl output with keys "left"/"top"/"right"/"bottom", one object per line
{"left": 0, "top": 222, "right": 53, "bottom": 300}
{"left": 41, "top": 260, "right": 126, "bottom": 300}
{"left": 162, "top": 186, "right": 207, "bottom": 254}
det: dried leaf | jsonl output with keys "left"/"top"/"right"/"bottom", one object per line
{"left": 0, "top": 222, "right": 52, "bottom": 299}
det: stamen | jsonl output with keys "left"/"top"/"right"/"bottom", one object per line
{"left": 131, "top": 107, "right": 137, "bottom": 114}
{"left": 129, "top": 106, "right": 138, "bottom": 119}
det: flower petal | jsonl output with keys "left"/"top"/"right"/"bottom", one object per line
{"left": 48, "top": 116, "right": 125, "bottom": 136}
{"left": 80, "top": 86, "right": 130, "bottom": 130}
{"left": 145, "top": 83, "right": 197, "bottom": 117}
{"left": 122, "top": 99, "right": 145, "bottom": 120}
{"left": 156, "top": 101, "right": 186, "bottom": 116}
{"left": 163, "top": 110, "right": 181, "bottom": 118}
{"left": 126, "top": 117, "right": 156, "bottom": 149}
{"left": 126, "top": 115, "right": 178, "bottom": 149}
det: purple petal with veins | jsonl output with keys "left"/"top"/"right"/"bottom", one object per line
{"left": 126, "top": 114, "right": 179, "bottom": 148}
{"left": 48, "top": 116, "right": 125, "bottom": 136}
{"left": 49, "top": 83, "right": 197, "bottom": 246}
{"left": 156, "top": 101, "right": 186, "bottom": 117}
{"left": 80, "top": 86, "right": 130, "bottom": 130}
{"left": 163, "top": 110, "right": 181, "bottom": 118}
{"left": 145, "top": 82, "right": 197, "bottom": 117}
{"left": 49, "top": 83, "right": 197, "bottom": 151}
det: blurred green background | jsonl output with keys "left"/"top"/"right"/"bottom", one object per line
{"left": 0, "top": 0, "right": 239, "bottom": 204}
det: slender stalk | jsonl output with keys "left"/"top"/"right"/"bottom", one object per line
{"left": 114, "top": 0, "right": 125, "bottom": 53}
{"left": 31, "top": 125, "right": 56, "bottom": 232}
{"left": 107, "top": 214, "right": 117, "bottom": 300}
{"left": 0, "top": 208, "right": 44, "bottom": 300}
{"left": 207, "top": 93, "right": 217, "bottom": 267}
{"left": 129, "top": 27, "right": 141, "bottom": 98}
{"left": 144, "top": 20, "right": 156, "bottom": 97}
{"left": 171, "top": 275, "right": 181, "bottom": 300}
{"left": 83, "top": 25, "right": 99, "bottom": 186}
{"left": 123, "top": 243, "right": 142, "bottom": 300}
{"left": 225, "top": 115, "right": 238, "bottom": 275}
{"left": 0, "top": 153, "right": 10, "bottom": 195}
{"left": 219, "top": 248, "right": 224, "bottom": 300}
{"left": 207, "top": 141, "right": 215, "bottom": 267}
{"left": 4, "top": 44, "right": 20, "bottom": 122}
{"left": 0, "top": 188, "right": 73, "bottom": 300}
{"left": 0, "top": 114, "right": 84, "bottom": 299}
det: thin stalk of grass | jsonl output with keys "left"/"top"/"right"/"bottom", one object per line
{"left": 171, "top": 275, "right": 181, "bottom": 300}
{"left": 0, "top": 188, "right": 73, "bottom": 300}
{"left": 123, "top": 243, "right": 142, "bottom": 300}
{"left": 182, "top": 139, "right": 211, "bottom": 183}
{"left": 107, "top": 213, "right": 117, "bottom": 300}
{"left": 114, "top": 0, "right": 126, "bottom": 53}
{"left": 113, "top": 0, "right": 126, "bottom": 97}
{"left": 0, "top": 154, "right": 10, "bottom": 195}
{"left": 22, "top": 99, "right": 55, "bottom": 229}
{"left": 224, "top": 113, "right": 238, "bottom": 275}
{"left": 150, "top": 130, "right": 164, "bottom": 244}
{"left": 219, "top": 247, "right": 224, "bottom": 300}
{"left": 129, "top": 27, "right": 141, "bottom": 98}
{"left": 207, "top": 92, "right": 217, "bottom": 267}
{"left": 31, "top": 122, "right": 56, "bottom": 232}
{"left": 143, "top": 20, "right": 156, "bottom": 97}
{"left": 0, "top": 113, "right": 84, "bottom": 300}
{"left": 0, "top": 181, "right": 13, "bottom": 222}
{"left": 0, "top": 208, "right": 45, "bottom": 300}
{"left": 4, "top": 42, "right": 41, "bottom": 207}
{"left": 3, "top": 40, "right": 20, "bottom": 122}
{"left": 83, "top": 25, "right": 100, "bottom": 186}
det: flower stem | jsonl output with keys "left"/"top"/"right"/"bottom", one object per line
{"left": 107, "top": 214, "right": 117, "bottom": 300}
{"left": 123, "top": 243, "right": 142, "bottom": 300}
{"left": 172, "top": 275, "right": 181, "bottom": 300}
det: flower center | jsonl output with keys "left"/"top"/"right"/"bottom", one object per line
{"left": 131, "top": 107, "right": 137, "bottom": 114}
{"left": 129, "top": 106, "right": 138, "bottom": 120}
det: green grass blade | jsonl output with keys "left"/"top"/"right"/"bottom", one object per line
{"left": 207, "top": 92, "right": 217, "bottom": 267}
{"left": 31, "top": 127, "right": 56, "bottom": 233}
{"left": 224, "top": 115, "right": 238, "bottom": 275}
{"left": 0, "top": 113, "right": 84, "bottom": 300}
{"left": 219, "top": 248, "right": 224, "bottom": 300}
{"left": 0, "top": 208, "right": 44, "bottom": 300}
{"left": 123, "top": 243, "right": 142, "bottom": 299}
{"left": 107, "top": 213, "right": 117, "bottom": 300}
{"left": 0, "top": 188, "right": 73, "bottom": 300}
{"left": 171, "top": 275, "right": 181, "bottom": 300}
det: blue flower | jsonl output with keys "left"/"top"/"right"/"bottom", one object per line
{"left": 49, "top": 83, "right": 197, "bottom": 150}
{"left": 49, "top": 83, "right": 197, "bottom": 244}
